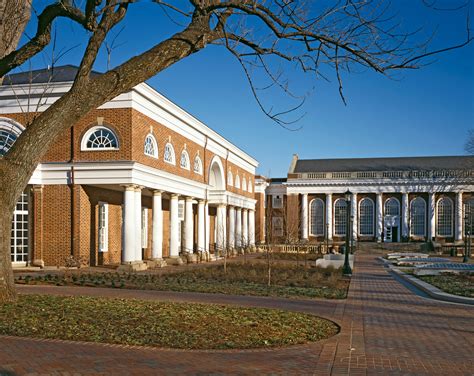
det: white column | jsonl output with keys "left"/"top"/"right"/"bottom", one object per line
{"left": 236, "top": 207, "right": 242, "bottom": 248}
{"left": 242, "top": 209, "right": 249, "bottom": 247}
{"left": 184, "top": 197, "right": 194, "bottom": 253}
{"left": 205, "top": 202, "right": 210, "bottom": 253}
{"left": 151, "top": 190, "right": 163, "bottom": 260}
{"left": 169, "top": 194, "right": 180, "bottom": 258}
{"left": 326, "top": 194, "right": 333, "bottom": 241}
{"left": 376, "top": 193, "right": 383, "bottom": 242}
{"left": 301, "top": 193, "right": 309, "bottom": 240}
{"left": 216, "top": 204, "right": 227, "bottom": 251}
{"left": 428, "top": 192, "right": 436, "bottom": 240}
{"left": 351, "top": 193, "right": 358, "bottom": 241}
{"left": 455, "top": 192, "right": 463, "bottom": 242}
{"left": 402, "top": 193, "right": 409, "bottom": 239}
{"left": 123, "top": 185, "right": 135, "bottom": 263}
{"left": 249, "top": 209, "right": 256, "bottom": 247}
{"left": 228, "top": 206, "right": 235, "bottom": 249}
{"left": 197, "top": 200, "right": 206, "bottom": 252}
{"left": 134, "top": 186, "right": 142, "bottom": 261}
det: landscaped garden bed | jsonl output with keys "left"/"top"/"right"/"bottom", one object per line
{"left": 16, "top": 261, "right": 350, "bottom": 299}
{"left": 0, "top": 295, "right": 339, "bottom": 349}
{"left": 416, "top": 273, "right": 474, "bottom": 298}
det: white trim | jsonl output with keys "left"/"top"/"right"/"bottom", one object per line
{"left": 436, "top": 196, "right": 454, "bottom": 237}
{"left": 410, "top": 197, "right": 427, "bottom": 237}
{"left": 81, "top": 125, "right": 119, "bottom": 151}
{"left": 358, "top": 197, "right": 375, "bottom": 236}
{"left": 144, "top": 133, "right": 158, "bottom": 158}
{"left": 309, "top": 198, "right": 325, "bottom": 236}
{"left": 163, "top": 142, "right": 176, "bottom": 165}
{"left": 193, "top": 155, "right": 203, "bottom": 175}
{"left": 180, "top": 149, "right": 190, "bottom": 170}
{"left": 98, "top": 202, "right": 109, "bottom": 252}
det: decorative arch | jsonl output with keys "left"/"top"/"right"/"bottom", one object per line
{"left": 359, "top": 198, "right": 375, "bottom": 236}
{"left": 193, "top": 155, "right": 203, "bottom": 175}
{"left": 309, "top": 198, "right": 324, "bottom": 236}
{"left": 248, "top": 178, "right": 253, "bottom": 193}
{"left": 227, "top": 170, "right": 233, "bottom": 186}
{"left": 235, "top": 174, "right": 241, "bottom": 189}
{"left": 81, "top": 125, "right": 119, "bottom": 150}
{"left": 242, "top": 177, "right": 247, "bottom": 191}
{"left": 410, "top": 197, "right": 426, "bottom": 237}
{"left": 180, "top": 149, "right": 190, "bottom": 170}
{"left": 384, "top": 197, "right": 400, "bottom": 216}
{"left": 208, "top": 155, "right": 225, "bottom": 190}
{"left": 436, "top": 196, "right": 453, "bottom": 237}
{"left": 334, "top": 198, "right": 347, "bottom": 236}
{"left": 0, "top": 117, "right": 24, "bottom": 156}
{"left": 144, "top": 134, "right": 158, "bottom": 158}
{"left": 164, "top": 142, "right": 176, "bottom": 165}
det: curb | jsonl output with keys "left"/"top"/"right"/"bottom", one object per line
{"left": 378, "top": 257, "right": 474, "bottom": 306}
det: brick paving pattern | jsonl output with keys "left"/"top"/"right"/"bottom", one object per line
{"left": 1, "top": 252, "right": 473, "bottom": 375}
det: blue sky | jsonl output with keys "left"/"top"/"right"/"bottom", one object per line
{"left": 18, "top": 1, "right": 474, "bottom": 177}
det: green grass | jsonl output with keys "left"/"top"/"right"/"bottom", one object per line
{"left": 18, "top": 261, "right": 349, "bottom": 299}
{"left": 0, "top": 295, "right": 339, "bottom": 349}
{"left": 417, "top": 274, "right": 474, "bottom": 298}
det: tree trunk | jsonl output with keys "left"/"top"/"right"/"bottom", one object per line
{"left": 0, "top": 207, "right": 16, "bottom": 301}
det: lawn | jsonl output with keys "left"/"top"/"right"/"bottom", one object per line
{"left": 417, "top": 273, "right": 474, "bottom": 298}
{"left": 17, "top": 261, "right": 350, "bottom": 299}
{"left": 0, "top": 295, "right": 339, "bottom": 349}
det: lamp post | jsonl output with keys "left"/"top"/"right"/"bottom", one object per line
{"left": 343, "top": 190, "right": 352, "bottom": 275}
{"left": 350, "top": 215, "right": 354, "bottom": 254}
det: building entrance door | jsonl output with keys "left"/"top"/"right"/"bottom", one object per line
{"left": 11, "top": 191, "right": 29, "bottom": 266}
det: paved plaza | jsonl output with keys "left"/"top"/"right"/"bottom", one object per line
{"left": 0, "top": 253, "right": 473, "bottom": 375}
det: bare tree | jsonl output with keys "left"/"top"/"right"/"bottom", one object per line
{"left": 465, "top": 129, "right": 474, "bottom": 155}
{"left": 0, "top": 0, "right": 472, "bottom": 301}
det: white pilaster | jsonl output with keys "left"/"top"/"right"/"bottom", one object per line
{"left": 151, "top": 190, "right": 163, "bottom": 260}
{"left": 455, "top": 192, "right": 463, "bottom": 242}
{"left": 123, "top": 185, "right": 135, "bottom": 263}
{"left": 402, "top": 193, "right": 409, "bottom": 239}
{"left": 249, "top": 209, "right": 256, "bottom": 247}
{"left": 228, "top": 206, "right": 236, "bottom": 249}
{"left": 351, "top": 193, "right": 358, "bottom": 240}
{"left": 205, "top": 202, "right": 210, "bottom": 253}
{"left": 184, "top": 197, "right": 194, "bottom": 253}
{"left": 428, "top": 192, "right": 436, "bottom": 240}
{"left": 169, "top": 194, "right": 180, "bottom": 258}
{"left": 216, "top": 204, "right": 227, "bottom": 251}
{"left": 376, "top": 193, "right": 383, "bottom": 242}
{"left": 197, "top": 200, "right": 206, "bottom": 252}
{"left": 242, "top": 208, "right": 249, "bottom": 247}
{"left": 134, "top": 186, "right": 142, "bottom": 261}
{"left": 326, "top": 194, "right": 333, "bottom": 240}
{"left": 301, "top": 193, "right": 309, "bottom": 240}
{"left": 236, "top": 207, "right": 242, "bottom": 248}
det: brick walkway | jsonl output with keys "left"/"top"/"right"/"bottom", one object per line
{"left": 1, "top": 253, "right": 473, "bottom": 375}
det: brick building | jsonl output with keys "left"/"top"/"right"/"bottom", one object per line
{"left": 2, "top": 66, "right": 259, "bottom": 268}
{"left": 263, "top": 154, "right": 474, "bottom": 246}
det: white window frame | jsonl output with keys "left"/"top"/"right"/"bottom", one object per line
{"left": 334, "top": 198, "right": 347, "bottom": 236}
{"left": 0, "top": 117, "right": 24, "bottom": 156}
{"left": 98, "top": 202, "right": 109, "bottom": 252}
{"left": 81, "top": 126, "right": 119, "bottom": 151}
{"left": 227, "top": 170, "right": 233, "bottom": 186}
{"left": 144, "top": 134, "right": 158, "bottom": 158}
{"left": 272, "top": 195, "right": 283, "bottom": 209}
{"left": 248, "top": 179, "right": 253, "bottom": 193}
{"left": 436, "top": 197, "right": 453, "bottom": 237}
{"left": 384, "top": 197, "right": 400, "bottom": 216}
{"left": 193, "top": 156, "right": 203, "bottom": 175}
{"left": 242, "top": 177, "right": 247, "bottom": 192}
{"left": 164, "top": 142, "right": 176, "bottom": 165}
{"left": 180, "top": 150, "right": 190, "bottom": 170}
{"left": 11, "top": 191, "right": 29, "bottom": 264}
{"left": 410, "top": 197, "right": 426, "bottom": 237}
{"left": 235, "top": 175, "right": 241, "bottom": 189}
{"left": 309, "top": 198, "right": 325, "bottom": 236}
{"left": 359, "top": 198, "right": 375, "bottom": 236}
{"left": 142, "top": 208, "right": 148, "bottom": 248}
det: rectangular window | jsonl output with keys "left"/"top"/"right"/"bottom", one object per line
{"left": 178, "top": 201, "right": 185, "bottom": 220}
{"left": 272, "top": 217, "right": 283, "bottom": 237}
{"left": 272, "top": 195, "right": 283, "bottom": 209}
{"left": 98, "top": 202, "right": 108, "bottom": 252}
{"left": 11, "top": 191, "right": 29, "bottom": 263}
{"left": 142, "top": 208, "right": 148, "bottom": 248}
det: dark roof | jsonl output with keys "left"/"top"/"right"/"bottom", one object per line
{"left": 2, "top": 65, "right": 102, "bottom": 85}
{"left": 270, "top": 177, "right": 287, "bottom": 183}
{"left": 294, "top": 156, "right": 474, "bottom": 173}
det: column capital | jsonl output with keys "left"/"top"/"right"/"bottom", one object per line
{"left": 198, "top": 199, "right": 206, "bottom": 205}
{"left": 152, "top": 189, "right": 163, "bottom": 196}
{"left": 121, "top": 184, "right": 137, "bottom": 191}
{"left": 218, "top": 203, "right": 227, "bottom": 209}
{"left": 185, "top": 196, "right": 194, "bottom": 202}
{"left": 170, "top": 193, "right": 180, "bottom": 199}
{"left": 134, "top": 185, "right": 144, "bottom": 192}
{"left": 32, "top": 184, "right": 44, "bottom": 192}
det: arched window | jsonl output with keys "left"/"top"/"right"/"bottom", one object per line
{"left": 359, "top": 198, "right": 375, "bottom": 236}
{"left": 81, "top": 126, "right": 119, "bottom": 150}
{"left": 193, "top": 155, "right": 203, "bottom": 175}
{"left": 180, "top": 150, "right": 190, "bottom": 170}
{"left": 144, "top": 134, "right": 158, "bottom": 158}
{"left": 410, "top": 197, "right": 426, "bottom": 237}
{"left": 227, "top": 170, "right": 233, "bottom": 186}
{"left": 242, "top": 177, "right": 247, "bottom": 191}
{"left": 310, "top": 199, "right": 324, "bottom": 236}
{"left": 235, "top": 175, "right": 241, "bottom": 189}
{"left": 384, "top": 198, "right": 400, "bottom": 216}
{"left": 248, "top": 179, "right": 253, "bottom": 193}
{"left": 334, "top": 199, "right": 347, "bottom": 236}
{"left": 0, "top": 118, "right": 24, "bottom": 156}
{"left": 164, "top": 142, "right": 175, "bottom": 165}
{"left": 465, "top": 199, "right": 474, "bottom": 236}
{"left": 437, "top": 197, "right": 453, "bottom": 237}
